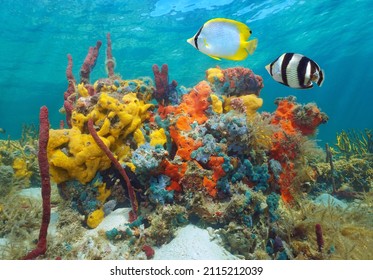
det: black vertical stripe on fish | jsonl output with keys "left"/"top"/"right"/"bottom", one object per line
{"left": 297, "top": 56, "right": 310, "bottom": 88}
{"left": 270, "top": 55, "right": 281, "bottom": 76}
{"left": 312, "top": 60, "right": 320, "bottom": 72}
{"left": 281, "top": 53, "right": 293, "bottom": 86}
{"left": 310, "top": 61, "right": 316, "bottom": 78}
{"left": 194, "top": 25, "right": 203, "bottom": 50}
{"left": 269, "top": 62, "right": 273, "bottom": 76}
{"left": 309, "top": 61, "right": 317, "bottom": 85}
{"left": 317, "top": 69, "right": 324, "bottom": 86}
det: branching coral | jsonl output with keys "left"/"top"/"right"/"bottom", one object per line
{"left": 316, "top": 155, "right": 372, "bottom": 193}
{"left": 278, "top": 198, "right": 373, "bottom": 259}
{"left": 19, "top": 124, "right": 38, "bottom": 146}
{"left": 0, "top": 126, "right": 39, "bottom": 191}
{"left": 333, "top": 129, "right": 372, "bottom": 159}
{"left": 0, "top": 201, "right": 42, "bottom": 259}
{"left": 0, "top": 165, "right": 14, "bottom": 197}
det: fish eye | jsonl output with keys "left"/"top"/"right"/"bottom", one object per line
{"left": 250, "top": 30, "right": 252, "bottom": 34}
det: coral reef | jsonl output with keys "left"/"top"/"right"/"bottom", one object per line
{"left": 43, "top": 35, "right": 330, "bottom": 250}
{"left": 2, "top": 34, "right": 371, "bottom": 261}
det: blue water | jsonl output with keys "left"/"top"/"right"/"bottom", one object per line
{"left": 0, "top": 0, "right": 372, "bottom": 144}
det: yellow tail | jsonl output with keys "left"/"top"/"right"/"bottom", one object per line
{"left": 245, "top": 39, "right": 258, "bottom": 55}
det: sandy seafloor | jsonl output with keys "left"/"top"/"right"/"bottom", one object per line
{"left": 0, "top": 184, "right": 353, "bottom": 260}
{"left": 1, "top": 186, "right": 238, "bottom": 260}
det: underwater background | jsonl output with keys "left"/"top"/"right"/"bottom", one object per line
{"left": 0, "top": 0, "right": 372, "bottom": 261}
{"left": 0, "top": 0, "right": 372, "bottom": 142}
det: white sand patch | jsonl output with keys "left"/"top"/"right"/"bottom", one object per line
{"left": 19, "top": 187, "right": 42, "bottom": 200}
{"left": 77, "top": 208, "right": 132, "bottom": 259}
{"left": 86, "top": 208, "right": 132, "bottom": 237}
{"left": 314, "top": 193, "right": 347, "bottom": 209}
{"left": 0, "top": 238, "right": 9, "bottom": 247}
{"left": 154, "top": 224, "right": 238, "bottom": 260}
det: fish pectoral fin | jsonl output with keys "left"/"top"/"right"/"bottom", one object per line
{"left": 311, "top": 72, "right": 319, "bottom": 82}
{"left": 203, "top": 38, "right": 209, "bottom": 48}
{"left": 208, "top": 55, "right": 221, "bottom": 61}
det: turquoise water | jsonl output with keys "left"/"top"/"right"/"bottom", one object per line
{"left": 0, "top": 0, "right": 372, "bottom": 143}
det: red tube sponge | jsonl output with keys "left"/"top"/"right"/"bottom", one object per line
{"left": 22, "top": 106, "right": 51, "bottom": 260}
{"left": 315, "top": 223, "right": 324, "bottom": 252}
{"left": 142, "top": 244, "right": 155, "bottom": 259}
{"left": 63, "top": 54, "right": 76, "bottom": 128}
{"left": 106, "top": 33, "right": 115, "bottom": 77}
{"left": 87, "top": 119, "right": 138, "bottom": 220}
{"left": 80, "top": 41, "right": 102, "bottom": 84}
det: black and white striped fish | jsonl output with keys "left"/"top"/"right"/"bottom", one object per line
{"left": 265, "top": 53, "right": 324, "bottom": 89}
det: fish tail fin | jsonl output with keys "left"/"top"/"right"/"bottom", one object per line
{"left": 244, "top": 39, "right": 258, "bottom": 55}
{"left": 316, "top": 69, "right": 325, "bottom": 87}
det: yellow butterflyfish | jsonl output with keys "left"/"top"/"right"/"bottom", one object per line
{"left": 187, "top": 18, "right": 258, "bottom": 61}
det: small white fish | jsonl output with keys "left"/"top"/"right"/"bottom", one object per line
{"left": 187, "top": 18, "right": 258, "bottom": 61}
{"left": 265, "top": 53, "right": 325, "bottom": 89}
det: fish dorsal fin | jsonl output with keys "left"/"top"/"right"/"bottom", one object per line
{"left": 208, "top": 55, "right": 221, "bottom": 61}
{"left": 207, "top": 18, "right": 252, "bottom": 40}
